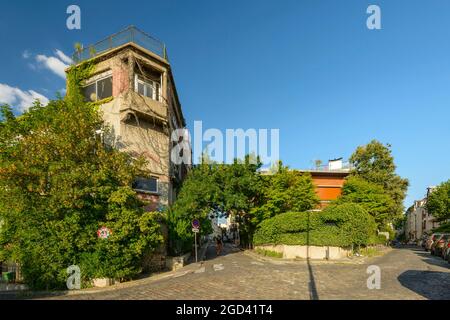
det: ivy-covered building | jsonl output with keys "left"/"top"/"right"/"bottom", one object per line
{"left": 66, "top": 26, "right": 189, "bottom": 212}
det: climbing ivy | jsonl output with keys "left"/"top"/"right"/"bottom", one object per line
{"left": 65, "top": 60, "right": 95, "bottom": 103}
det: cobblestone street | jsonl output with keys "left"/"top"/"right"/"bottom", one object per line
{"left": 27, "top": 244, "right": 449, "bottom": 300}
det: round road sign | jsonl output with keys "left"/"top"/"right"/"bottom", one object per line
{"left": 192, "top": 219, "right": 200, "bottom": 228}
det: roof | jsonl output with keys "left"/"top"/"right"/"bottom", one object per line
{"left": 72, "top": 26, "right": 167, "bottom": 64}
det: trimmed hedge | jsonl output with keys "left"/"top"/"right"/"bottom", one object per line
{"left": 253, "top": 203, "right": 377, "bottom": 247}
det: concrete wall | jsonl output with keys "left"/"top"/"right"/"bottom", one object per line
{"left": 165, "top": 253, "right": 191, "bottom": 271}
{"left": 256, "top": 245, "right": 351, "bottom": 260}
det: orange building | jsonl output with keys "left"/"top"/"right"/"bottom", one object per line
{"left": 299, "top": 158, "right": 350, "bottom": 208}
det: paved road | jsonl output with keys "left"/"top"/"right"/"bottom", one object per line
{"left": 34, "top": 245, "right": 450, "bottom": 300}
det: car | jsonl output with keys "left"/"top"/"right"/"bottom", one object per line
{"left": 425, "top": 233, "right": 442, "bottom": 252}
{"left": 447, "top": 244, "right": 450, "bottom": 264}
{"left": 430, "top": 234, "right": 450, "bottom": 257}
{"left": 443, "top": 238, "right": 450, "bottom": 261}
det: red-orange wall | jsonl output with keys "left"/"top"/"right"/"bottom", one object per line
{"left": 308, "top": 173, "right": 348, "bottom": 207}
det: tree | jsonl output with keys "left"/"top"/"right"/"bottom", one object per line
{"left": 169, "top": 159, "right": 320, "bottom": 250}
{"left": 168, "top": 156, "right": 262, "bottom": 252}
{"left": 337, "top": 176, "right": 395, "bottom": 227}
{"left": 349, "top": 140, "right": 408, "bottom": 220}
{"left": 426, "top": 179, "right": 450, "bottom": 222}
{"left": 0, "top": 98, "right": 163, "bottom": 289}
{"left": 251, "top": 163, "right": 319, "bottom": 224}
{"left": 167, "top": 162, "right": 218, "bottom": 255}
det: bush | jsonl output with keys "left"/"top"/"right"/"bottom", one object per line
{"left": 368, "top": 234, "right": 389, "bottom": 245}
{"left": 253, "top": 203, "right": 377, "bottom": 248}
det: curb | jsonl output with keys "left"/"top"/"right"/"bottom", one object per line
{"left": 243, "top": 249, "right": 373, "bottom": 265}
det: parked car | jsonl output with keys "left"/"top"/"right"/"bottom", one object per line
{"left": 430, "top": 234, "right": 450, "bottom": 257}
{"left": 443, "top": 238, "right": 450, "bottom": 261}
{"left": 425, "top": 233, "right": 442, "bottom": 252}
{"left": 447, "top": 243, "right": 450, "bottom": 264}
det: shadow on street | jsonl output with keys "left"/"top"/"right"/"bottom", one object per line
{"left": 398, "top": 270, "right": 450, "bottom": 300}
{"left": 203, "top": 242, "right": 241, "bottom": 262}
{"left": 306, "top": 210, "right": 319, "bottom": 300}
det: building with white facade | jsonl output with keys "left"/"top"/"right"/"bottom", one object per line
{"left": 405, "top": 187, "right": 440, "bottom": 240}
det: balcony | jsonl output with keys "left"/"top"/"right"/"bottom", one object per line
{"left": 72, "top": 26, "right": 167, "bottom": 63}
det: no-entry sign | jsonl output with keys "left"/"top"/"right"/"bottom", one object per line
{"left": 192, "top": 219, "right": 200, "bottom": 229}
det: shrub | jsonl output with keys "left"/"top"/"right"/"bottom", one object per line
{"left": 321, "top": 203, "right": 378, "bottom": 246}
{"left": 368, "top": 234, "right": 389, "bottom": 245}
{"left": 253, "top": 203, "right": 377, "bottom": 248}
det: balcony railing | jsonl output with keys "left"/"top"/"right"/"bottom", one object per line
{"left": 310, "top": 162, "right": 353, "bottom": 172}
{"left": 72, "top": 26, "right": 167, "bottom": 63}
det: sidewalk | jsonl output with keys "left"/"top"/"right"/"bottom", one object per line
{"left": 0, "top": 241, "right": 213, "bottom": 300}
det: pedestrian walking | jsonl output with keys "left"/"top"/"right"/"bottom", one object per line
{"left": 215, "top": 236, "right": 223, "bottom": 256}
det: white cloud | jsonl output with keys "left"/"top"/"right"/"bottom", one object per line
{"left": 23, "top": 49, "right": 72, "bottom": 79}
{"left": 0, "top": 83, "right": 49, "bottom": 112}
{"left": 22, "top": 50, "right": 31, "bottom": 59}
{"left": 35, "top": 54, "right": 68, "bottom": 79}
{"left": 55, "top": 49, "right": 73, "bottom": 65}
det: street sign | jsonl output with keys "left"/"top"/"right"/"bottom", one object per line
{"left": 97, "top": 226, "right": 112, "bottom": 239}
{"left": 192, "top": 228, "right": 200, "bottom": 233}
{"left": 192, "top": 219, "right": 200, "bottom": 229}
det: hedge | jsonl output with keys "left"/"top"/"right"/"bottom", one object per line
{"left": 253, "top": 203, "right": 377, "bottom": 247}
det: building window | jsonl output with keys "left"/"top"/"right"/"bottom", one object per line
{"left": 135, "top": 75, "right": 160, "bottom": 101}
{"left": 83, "top": 75, "right": 113, "bottom": 102}
{"left": 132, "top": 177, "right": 158, "bottom": 193}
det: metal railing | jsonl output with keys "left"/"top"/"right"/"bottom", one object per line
{"left": 311, "top": 162, "right": 353, "bottom": 172}
{"left": 72, "top": 26, "right": 167, "bottom": 63}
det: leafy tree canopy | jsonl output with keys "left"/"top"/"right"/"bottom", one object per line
{"left": 169, "top": 160, "right": 319, "bottom": 251}
{"left": 337, "top": 176, "right": 396, "bottom": 227}
{"left": 0, "top": 97, "right": 163, "bottom": 289}
{"left": 250, "top": 163, "right": 319, "bottom": 224}
{"left": 426, "top": 179, "right": 450, "bottom": 222}
{"left": 348, "top": 140, "right": 408, "bottom": 219}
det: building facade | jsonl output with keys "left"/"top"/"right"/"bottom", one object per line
{"left": 298, "top": 158, "right": 350, "bottom": 208}
{"left": 405, "top": 187, "right": 439, "bottom": 240}
{"left": 66, "top": 26, "right": 189, "bottom": 212}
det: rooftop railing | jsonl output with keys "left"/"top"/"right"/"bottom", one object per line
{"left": 310, "top": 162, "right": 353, "bottom": 172}
{"left": 72, "top": 26, "right": 167, "bottom": 63}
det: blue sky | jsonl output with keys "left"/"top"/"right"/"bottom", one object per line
{"left": 0, "top": 0, "right": 449, "bottom": 208}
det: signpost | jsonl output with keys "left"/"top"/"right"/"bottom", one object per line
{"left": 192, "top": 219, "right": 200, "bottom": 262}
